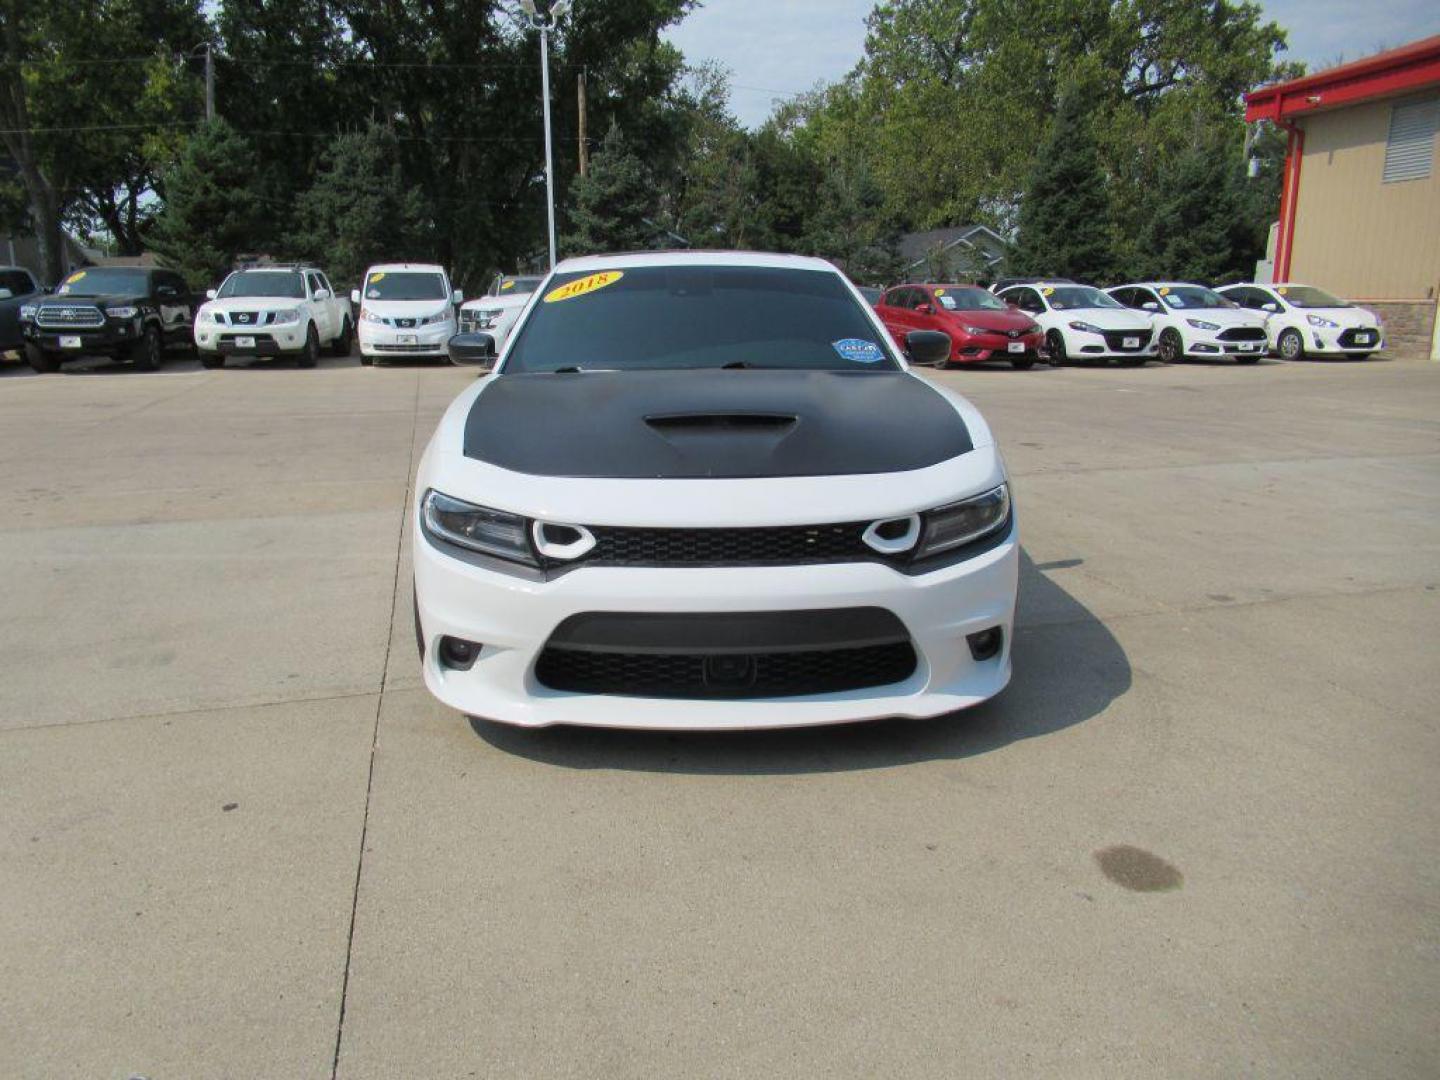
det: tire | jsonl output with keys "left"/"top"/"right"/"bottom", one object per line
{"left": 24, "top": 343, "right": 59, "bottom": 373}
{"left": 297, "top": 324, "right": 319, "bottom": 368}
{"left": 359, "top": 353, "right": 374, "bottom": 367}
{"left": 328, "top": 318, "right": 353, "bottom": 358}
{"left": 199, "top": 352, "right": 225, "bottom": 370}
{"left": 1157, "top": 328, "right": 1183, "bottom": 364}
{"left": 1045, "top": 329, "right": 1069, "bottom": 366}
{"left": 132, "top": 324, "right": 163, "bottom": 371}
{"left": 1011, "top": 356, "right": 1036, "bottom": 370}
{"left": 1277, "top": 328, "right": 1305, "bottom": 361}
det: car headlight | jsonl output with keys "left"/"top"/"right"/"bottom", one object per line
{"left": 106, "top": 305, "right": 139, "bottom": 319}
{"left": 19, "top": 303, "right": 37, "bottom": 320}
{"left": 360, "top": 306, "right": 385, "bottom": 324}
{"left": 963, "top": 325, "right": 994, "bottom": 336}
{"left": 1186, "top": 318, "right": 1220, "bottom": 331}
{"left": 270, "top": 308, "right": 302, "bottom": 324}
{"left": 478, "top": 308, "right": 504, "bottom": 328}
{"left": 915, "top": 484, "right": 1011, "bottom": 560}
{"left": 1068, "top": 320, "right": 1103, "bottom": 334}
{"left": 200, "top": 308, "right": 224, "bottom": 324}
{"left": 419, "top": 310, "right": 452, "bottom": 326}
{"left": 421, "top": 490, "right": 536, "bottom": 566}
{"left": 1022, "top": 323, "right": 1039, "bottom": 334}
{"left": 1306, "top": 314, "right": 1339, "bottom": 329}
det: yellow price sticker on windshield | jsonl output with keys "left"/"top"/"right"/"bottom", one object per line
{"left": 544, "top": 271, "right": 623, "bottom": 304}
{"left": 935, "top": 288, "right": 946, "bottom": 296}
{"left": 1276, "top": 287, "right": 1288, "bottom": 295}
{"left": 368, "top": 272, "right": 386, "bottom": 284}
{"left": 66, "top": 270, "right": 87, "bottom": 283}
{"left": 1042, "top": 287, "right": 1055, "bottom": 296}
{"left": 1158, "top": 286, "right": 1170, "bottom": 295}
{"left": 501, "top": 280, "right": 515, "bottom": 290}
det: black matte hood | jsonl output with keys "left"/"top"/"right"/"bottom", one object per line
{"left": 462, "top": 369, "right": 973, "bottom": 479}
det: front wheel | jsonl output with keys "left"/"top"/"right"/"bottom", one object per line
{"left": 132, "top": 324, "right": 162, "bottom": 371}
{"left": 24, "top": 343, "right": 59, "bottom": 373}
{"left": 1277, "top": 328, "right": 1305, "bottom": 361}
{"left": 1157, "top": 328, "right": 1183, "bottom": 364}
{"left": 297, "top": 324, "right": 319, "bottom": 368}
{"left": 1011, "top": 356, "right": 1036, "bottom": 370}
{"left": 359, "top": 353, "right": 374, "bottom": 367}
{"left": 1045, "top": 329, "right": 1069, "bottom": 366}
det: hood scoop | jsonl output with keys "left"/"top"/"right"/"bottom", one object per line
{"left": 645, "top": 412, "right": 797, "bottom": 433}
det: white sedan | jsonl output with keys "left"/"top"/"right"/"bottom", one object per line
{"left": 1216, "top": 283, "right": 1384, "bottom": 360}
{"left": 1106, "top": 282, "right": 1269, "bottom": 364}
{"left": 412, "top": 251, "right": 1019, "bottom": 731}
{"left": 995, "top": 282, "right": 1155, "bottom": 365}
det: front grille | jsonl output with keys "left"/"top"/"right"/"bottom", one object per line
{"left": 1218, "top": 327, "right": 1266, "bottom": 342}
{"left": 1101, "top": 329, "right": 1152, "bottom": 351}
{"left": 1007, "top": 328, "right": 1022, "bottom": 339}
{"left": 229, "top": 311, "right": 264, "bottom": 326}
{"left": 394, "top": 317, "right": 417, "bottom": 329}
{"left": 584, "top": 523, "right": 871, "bottom": 566}
{"left": 1338, "top": 328, "right": 1378, "bottom": 348}
{"left": 36, "top": 304, "right": 104, "bottom": 329}
{"left": 373, "top": 342, "right": 443, "bottom": 352}
{"left": 459, "top": 311, "right": 482, "bottom": 333}
{"left": 535, "top": 641, "right": 918, "bottom": 699}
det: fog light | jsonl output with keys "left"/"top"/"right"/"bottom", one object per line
{"left": 438, "top": 635, "right": 481, "bottom": 671}
{"left": 967, "top": 627, "right": 1003, "bottom": 661}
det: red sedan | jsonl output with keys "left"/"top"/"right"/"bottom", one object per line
{"left": 877, "top": 284, "right": 1044, "bottom": 369}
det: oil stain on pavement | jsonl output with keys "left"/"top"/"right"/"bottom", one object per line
{"left": 1095, "top": 845, "right": 1184, "bottom": 892}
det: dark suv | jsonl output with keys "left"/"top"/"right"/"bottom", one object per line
{"left": 21, "top": 266, "right": 196, "bottom": 372}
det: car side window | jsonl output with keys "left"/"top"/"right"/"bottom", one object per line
{"left": 1010, "top": 288, "right": 1041, "bottom": 313}
{"left": 318, "top": 273, "right": 333, "bottom": 295}
{"left": 882, "top": 288, "right": 903, "bottom": 309}
{"left": 306, "top": 273, "right": 323, "bottom": 298}
{"left": 1111, "top": 288, "right": 1134, "bottom": 308}
{"left": 1136, "top": 289, "right": 1160, "bottom": 309}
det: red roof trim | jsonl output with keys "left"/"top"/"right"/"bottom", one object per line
{"left": 1246, "top": 34, "right": 1440, "bottom": 122}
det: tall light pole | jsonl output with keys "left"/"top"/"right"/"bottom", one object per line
{"left": 520, "top": 0, "right": 571, "bottom": 270}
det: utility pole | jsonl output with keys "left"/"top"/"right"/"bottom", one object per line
{"left": 577, "top": 71, "right": 589, "bottom": 177}
{"left": 204, "top": 42, "right": 215, "bottom": 123}
{"left": 521, "top": 0, "right": 571, "bottom": 271}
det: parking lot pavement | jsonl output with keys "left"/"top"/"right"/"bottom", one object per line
{"left": 2, "top": 354, "right": 1437, "bottom": 1077}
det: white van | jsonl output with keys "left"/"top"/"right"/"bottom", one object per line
{"left": 352, "top": 263, "right": 462, "bottom": 365}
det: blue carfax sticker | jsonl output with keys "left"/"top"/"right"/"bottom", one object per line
{"left": 832, "top": 338, "right": 885, "bottom": 364}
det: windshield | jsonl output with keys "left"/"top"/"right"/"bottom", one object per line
{"left": 1159, "top": 286, "right": 1231, "bottom": 310}
{"left": 1046, "top": 286, "right": 1122, "bottom": 311}
{"left": 1276, "top": 285, "right": 1347, "bottom": 309}
{"left": 503, "top": 265, "right": 901, "bottom": 374}
{"left": 217, "top": 271, "right": 305, "bottom": 300}
{"left": 935, "top": 287, "right": 1006, "bottom": 312}
{"left": 364, "top": 271, "right": 447, "bottom": 301}
{"left": 491, "top": 275, "right": 543, "bottom": 297}
{"left": 55, "top": 268, "right": 149, "bottom": 297}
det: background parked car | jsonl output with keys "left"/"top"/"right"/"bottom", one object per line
{"left": 1107, "top": 282, "right": 1269, "bottom": 364}
{"left": 1216, "top": 283, "right": 1384, "bottom": 360}
{"left": 856, "top": 285, "right": 884, "bottom": 306}
{"left": 20, "top": 266, "right": 195, "bottom": 372}
{"left": 457, "top": 273, "right": 543, "bottom": 350}
{"left": 195, "top": 266, "right": 353, "bottom": 369}
{"left": 0, "top": 265, "right": 44, "bottom": 358}
{"left": 997, "top": 282, "right": 1154, "bottom": 366}
{"left": 989, "top": 276, "right": 1075, "bottom": 294}
{"left": 877, "top": 283, "right": 1043, "bottom": 369}
{"left": 352, "top": 263, "right": 462, "bottom": 366}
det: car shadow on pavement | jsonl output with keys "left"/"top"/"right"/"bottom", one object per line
{"left": 469, "top": 549, "right": 1130, "bottom": 774}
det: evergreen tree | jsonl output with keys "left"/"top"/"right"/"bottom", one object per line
{"left": 563, "top": 126, "right": 659, "bottom": 256}
{"left": 288, "top": 124, "right": 432, "bottom": 288}
{"left": 148, "top": 121, "right": 267, "bottom": 288}
{"left": 1012, "top": 84, "right": 1114, "bottom": 283}
{"left": 1135, "top": 126, "right": 1250, "bottom": 284}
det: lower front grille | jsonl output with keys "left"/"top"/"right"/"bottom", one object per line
{"left": 1218, "top": 326, "right": 1266, "bottom": 342}
{"left": 1338, "top": 328, "right": 1378, "bottom": 348}
{"left": 535, "top": 641, "right": 918, "bottom": 699}
{"left": 373, "top": 342, "right": 443, "bottom": 352}
{"left": 586, "top": 523, "right": 871, "bottom": 566}
{"left": 1101, "top": 329, "right": 1152, "bottom": 351}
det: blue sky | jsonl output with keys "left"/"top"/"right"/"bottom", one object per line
{"left": 663, "top": 0, "right": 1440, "bottom": 127}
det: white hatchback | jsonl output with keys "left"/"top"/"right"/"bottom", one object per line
{"left": 1106, "top": 282, "right": 1269, "bottom": 364}
{"left": 352, "top": 263, "right": 462, "bottom": 365}
{"left": 1216, "top": 283, "right": 1384, "bottom": 360}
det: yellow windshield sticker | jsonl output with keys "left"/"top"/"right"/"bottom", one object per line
{"left": 1276, "top": 287, "right": 1288, "bottom": 295}
{"left": 1042, "top": 287, "right": 1055, "bottom": 296}
{"left": 66, "top": 270, "right": 87, "bottom": 283}
{"left": 934, "top": 288, "right": 946, "bottom": 296}
{"left": 1158, "top": 287, "right": 1170, "bottom": 295}
{"left": 544, "top": 270, "right": 624, "bottom": 304}
{"left": 501, "top": 280, "right": 515, "bottom": 290}
{"left": 368, "top": 272, "right": 386, "bottom": 284}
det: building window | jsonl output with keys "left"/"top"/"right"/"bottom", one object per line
{"left": 1382, "top": 98, "right": 1439, "bottom": 183}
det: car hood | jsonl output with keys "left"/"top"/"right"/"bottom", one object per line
{"left": 461, "top": 369, "right": 974, "bottom": 479}
{"left": 39, "top": 292, "right": 147, "bottom": 307}
{"left": 1054, "top": 308, "right": 1150, "bottom": 329}
{"left": 1166, "top": 308, "right": 1265, "bottom": 327}
{"left": 461, "top": 293, "right": 532, "bottom": 313}
{"left": 941, "top": 309, "right": 1038, "bottom": 332}
{"left": 205, "top": 297, "right": 307, "bottom": 311}
{"left": 361, "top": 299, "right": 453, "bottom": 318}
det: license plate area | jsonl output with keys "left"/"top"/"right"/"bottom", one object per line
{"left": 397, "top": 334, "right": 419, "bottom": 346}
{"left": 59, "top": 335, "right": 82, "bottom": 349}
{"left": 235, "top": 335, "right": 256, "bottom": 349}
{"left": 1007, "top": 342, "right": 1024, "bottom": 353}
{"left": 1123, "top": 336, "right": 1140, "bottom": 349}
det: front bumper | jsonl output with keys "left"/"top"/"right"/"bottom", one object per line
{"left": 1302, "top": 327, "right": 1384, "bottom": 355}
{"left": 1184, "top": 335, "right": 1267, "bottom": 358}
{"left": 358, "top": 321, "right": 453, "bottom": 358}
{"left": 195, "top": 325, "right": 307, "bottom": 354}
{"left": 951, "top": 333, "right": 1044, "bottom": 363}
{"left": 24, "top": 320, "right": 141, "bottom": 355}
{"left": 414, "top": 518, "right": 1019, "bottom": 731}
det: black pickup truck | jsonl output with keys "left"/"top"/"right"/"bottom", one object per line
{"left": 0, "top": 265, "right": 44, "bottom": 356}
{"left": 20, "top": 266, "right": 196, "bottom": 372}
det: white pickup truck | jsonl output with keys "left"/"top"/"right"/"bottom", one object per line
{"left": 457, "top": 273, "right": 544, "bottom": 351}
{"left": 194, "top": 266, "right": 353, "bottom": 368}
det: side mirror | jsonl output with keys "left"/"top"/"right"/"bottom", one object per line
{"left": 205, "top": 288, "right": 217, "bottom": 300}
{"left": 351, "top": 289, "right": 361, "bottom": 305}
{"left": 0, "top": 288, "right": 11, "bottom": 300}
{"left": 1142, "top": 301, "right": 1161, "bottom": 312}
{"left": 1263, "top": 301, "right": 1281, "bottom": 313}
{"left": 313, "top": 288, "right": 330, "bottom": 301}
{"left": 448, "top": 332, "right": 497, "bottom": 368}
{"left": 156, "top": 285, "right": 177, "bottom": 300}
{"left": 905, "top": 329, "right": 951, "bottom": 366}
{"left": 452, "top": 288, "right": 465, "bottom": 304}
{"left": 916, "top": 303, "right": 934, "bottom": 315}
{"left": 43, "top": 284, "right": 54, "bottom": 293}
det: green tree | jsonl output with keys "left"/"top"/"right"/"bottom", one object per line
{"left": 1134, "top": 123, "right": 1250, "bottom": 283}
{"left": 563, "top": 124, "right": 658, "bottom": 255}
{"left": 1012, "top": 84, "right": 1113, "bottom": 282}
{"left": 289, "top": 124, "right": 431, "bottom": 287}
{"left": 148, "top": 121, "right": 266, "bottom": 287}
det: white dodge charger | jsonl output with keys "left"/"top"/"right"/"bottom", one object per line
{"left": 413, "top": 252, "right": 1019, "bottom": 731}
